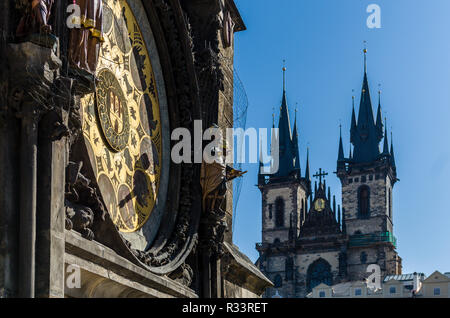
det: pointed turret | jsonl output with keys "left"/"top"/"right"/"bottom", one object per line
{"left": 337, "top": 125, "right": 345, "bottom": 171}
{"left": 390, "top": 132, "right": 396, "bottom": 168}
{"left": 350, "top": 96, "right": 357, "bottom": 144}
{"left": 375, "top": 90, "right": 384, "bottom": 142}
{"left": 305, "top": 148, "right": 310, "bottom": 182}
{"left": 382, "top": 123, "right": 389, "bottom": 156}
{"left": 292, "top": 109, "right": 301, "bottom": 175}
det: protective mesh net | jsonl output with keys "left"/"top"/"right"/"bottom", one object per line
{"left": 232, "top": 68, "right": 248, "bottom": 233}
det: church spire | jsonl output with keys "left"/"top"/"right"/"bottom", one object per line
{"left": 382, "top": 119, "right": 390, "bottom": 156}
{"left": 305, "top": 147, "right": 310, "bottom": 181}
{"left": 292, "top": 107, "right": 301, "bottom": 174}
{"left": 350, "top": 47, "right": 381, "bottom": 163}
{"left": 390, "top": 132, "right": 396, "bottom": 168}
{"left": 337, "top": 125, "right": 345, "bottom": 171}
{"left": 274, "top": 62, "right": 296, "bottom": 177}
{"left": 350, "top": 95, "right": 357, "bottom": 144}
{"left": 375, "top": 88, "right": 384, "bottom": 142}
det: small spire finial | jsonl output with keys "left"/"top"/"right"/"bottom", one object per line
{"left": 363, "top": 41, "right": 368, "bottom": 72}
{"left": 282, "top": 60, "right": 287, "bottom": 91}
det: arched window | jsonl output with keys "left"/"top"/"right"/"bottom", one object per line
{"left": 275, "top": 197, "right": 285, "bottom": 228}
{"left": 273, "top": 274, "right": 283, "bottom": 288}
{"left": 306, "top": 258, "right": 333, "bottom": 292}
{"left": 388, "top": 189, "right": 392, "bottom": 219}
{"left": 358, "top": 186, "right": 370, "bottom": 218}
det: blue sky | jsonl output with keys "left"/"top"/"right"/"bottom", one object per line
{"left": 232, "top": 0, "right": 450, "bottom": 276}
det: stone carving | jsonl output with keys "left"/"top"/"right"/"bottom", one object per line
{"left": 169, "top": 263, "right": 194, "bottom": 287}
{"left": 65, "top": 201, "right": 94, "bottom": 240}
{"left": 65, "top": 161, "right": 106, "bottom": 240}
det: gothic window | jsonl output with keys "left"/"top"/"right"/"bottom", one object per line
{"left": 306, "top": 258, "right": 333, "bottom": 292}
{"left": 275, "top": 197, "right": 285, "bottom": 228}
{"left": 360, "top": 252, "right": 367, "bottom": 264}
{"left": 274, "top": 274, "right": 283, "bottom": 288}
{"left": 268, "top": 204, "right": 273, "bottom": 219}
{"left": 358, "top": 185, "right": 370, "bottom": 218}
{"left": 388, "top": 189, "right": 392, "bottom": 219}
{"left": 274, "top": 238, "right": 280, "bottom": 244}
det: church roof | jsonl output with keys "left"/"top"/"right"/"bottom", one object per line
{"left": 337, "top": 48, "right": 397, "bottom": 177}
{"left": 260, "top": 65, "right": 308, "bottom": 184}
{"left": 300, "top": 175, "right": 342, "bottom": 238}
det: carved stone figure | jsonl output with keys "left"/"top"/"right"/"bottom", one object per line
{"left": 68, "top": 0, "right": 104, "bottom": 77}
{"left": 65, "top": 161, "right": 106, "bottom": 240}
{"left": 65, "top": 200, "right": 94, "bottom": 240}
{"left": 169, "top": 263, "right": 194, "bottom": 287}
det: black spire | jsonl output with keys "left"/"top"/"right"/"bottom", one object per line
{"left": 292, "top": 108, "right": 301, "bottom": 175}
{"left": 337, "top": 125, "right": 345, "bottom": 170}
{"left": 305, "top": 147, "right": 310, "bottom": 181}
{"left": 350, "top": 48, "right": 381, "bottom": 163}
{"left": 382, "top": 121, "right": 390, "bottom": 156}
{"left": 375, "top": 89, "right": 384, "bottom": 142}
{"left": 274, "top": 64, "right": 296, "bottom": 177}
{"left": 390, "top": 132, "right": 396, "bottom": 168}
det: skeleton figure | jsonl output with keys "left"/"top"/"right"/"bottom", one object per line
{"left": 16, "top": 0, "right": 55, "bottom": 37}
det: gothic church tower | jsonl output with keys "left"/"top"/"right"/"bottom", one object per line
{"left": 336, "top": 49, "right": 402, "bottom": 280}
{"left": 256, "top": 68, "right": 311, "bottom": 297}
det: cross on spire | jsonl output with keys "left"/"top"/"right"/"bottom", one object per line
{"left": 313, "top": 168, "right": 328, "bottom": 185}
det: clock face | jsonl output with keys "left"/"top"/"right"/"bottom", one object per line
{"left": 81, "top": 0, "right": 164, "bottom": 234}
{"left": 314, "top": 198, "right": 326, "bottom": 212}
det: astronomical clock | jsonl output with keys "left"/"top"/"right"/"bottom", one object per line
{"left": 80, "top": 0, "right": 169, "bottom": 250}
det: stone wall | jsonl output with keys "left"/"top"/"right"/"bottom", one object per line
{"left": 342, "top": 171, "right": 394, "bottom": 235}
{"left": 261, "top": 183, "right": 307, "bottom": 243}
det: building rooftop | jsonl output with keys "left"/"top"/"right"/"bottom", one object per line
{"left": 384, "top": 273, "right": 425, "bottom": 282}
